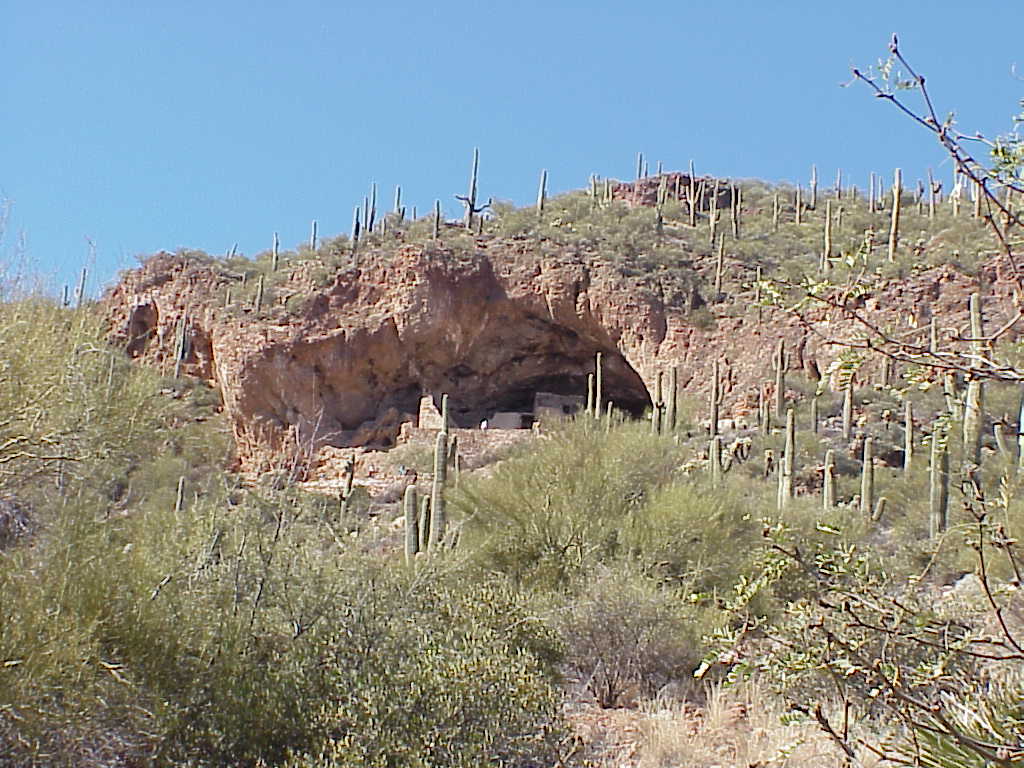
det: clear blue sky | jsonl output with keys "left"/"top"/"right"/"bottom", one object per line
{"left": 3, "top": 1, "right": 1021, "bottom": 296}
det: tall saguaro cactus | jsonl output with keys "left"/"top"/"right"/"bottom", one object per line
{"left": 536, "top": 169, "right": 548, "bottom": 219}
{"left": 404, "top": 485, "right": 419, "bottom": 565}
{"left": 710, "top": 436, "right": 722, "bottom": 485}
{"left": 594, "top": 352, "right": 603, "bottom": 419}
{"left": 709, "top": 360, "right": 721, "bottom": 438}
{"left": 173, "top": 314, "right": 188, "bottom": 379}
{"left": 842, "top": 377, "right": 854, "bottom": 440}
{"left": 687, "top": 159, "right": 697, "bottom": 227}
{"left": 962, "top": 292, "right": 985, "bottom": 464}
{"left": 430, "top": 430, "right": 448, "bottom": 551}
{"left": 666, "top": 366, "right": 678, "bottom": 433}
{"left": 930, "top": 424, "right": 949, "bottom": 538}
{"left": 887, "top": 168, "right": 902, "bottom": 262}
{"left": 463, "top": 148, "right": 480, "bottom": 229}
{"left": 860, "top": 437, "right": 875, "bottom": 515}
{"left": 903, "top": 399, "right": 914, "bottom": 473}
{"left": 774, "top": 339, "right": 786, "bottom": 419}
{"left": 652, "top": 371, "right": 664, "bottom": 435}
{"left": 823, "top": 449, "right": 836, "bottom": 509}
{"left": 777, "top": 407, "right": 796, "bottom": 510}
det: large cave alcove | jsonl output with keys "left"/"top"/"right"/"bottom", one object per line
{"left": 428, "top": 349, "right": 652, "bottom": 431}
{"left": 236, "top": 292, "right": 655, "bottom": 453}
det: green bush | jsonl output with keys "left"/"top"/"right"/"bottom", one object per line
{"left": 453, "top": 418, "right": 685, "bottom": 590}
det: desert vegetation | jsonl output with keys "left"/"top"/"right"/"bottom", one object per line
{"left": 3, "top": 40, "right": 1024, "bottom": 768}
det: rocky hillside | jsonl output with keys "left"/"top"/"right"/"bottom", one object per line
{"left": 102, "top": 173, "right": 1018, "bottom": 474}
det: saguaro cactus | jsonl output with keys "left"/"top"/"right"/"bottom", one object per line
{"left": 666, "top": 366, "right": 678, "bottom": 433}
{"left": 777, "top": 407, "right": 796, "bottom": 510}
{"left": 254, "top": 275, "right": 265, "bottom": 312}
{"left": 730, "top": 184, "right": 741, "bottom": 239}
{"left": 710, "top": 435, "right": 722, "bottom": 485}
{"left": 272, "top": 231, "right": 280, "bottom": 271}
{"left": 440, "top": 393, "right": 450, "bottom": 432}
{"left": 537, "top": 169, "right": 547, "bottom": 219}
{"left": 860, "top": 437, "right": 874, "bottom": 515}
{"left": 842, "top": 377, "right": 854, "bottom": 440}
{"left": 433, "top": 200, "right": 442, "bottom": 239}
{"left": 714, "top": 236, "right": 725, "bottom": 299}
{"left": 929, "top": 424, "right": 949, "bottom": 538}
{"left": 687, "top": 160, "right": 698, "bottom": 227}
{"left": 823, "top": 449, "right": 836, "bottom": 509}
{"left": 430, "top": 430, "right": 448, "bottom": 551}
{"left": 462, "top": 148, "right": 480, "bottom": 229}
{"left": 710, "top": 360, "right": 721, "bottom": 438}
{"left": 173, "top": 313, "right": 188, "bottom": 379}
{"left": 809, "top": 164, "right": 818, "bottom": 210}
{"left": 352, "top": 207, "right": 362, "bottom": 258}
{"left": 404, "top": 485, "right": 419, "bottom": 565}
{"left": 774, "top": 340, "right": 786, "bottom": 419}
{"left": 903, "top": 399, "right": 914, "bottom": 472}
{"left": 887, "top": 168, "right": 902, "bottom": 262}
{"left": 652, "top": 371, "right": 664, "bottom": 435}
{"left": 595, "top": 352, "right": 603, "bottom": 419}
{"left": 822, "top": 199, "right": 833, "bottom": 271}
{"left": 962, "top": 292, "right": 985, "bottom": 464}
{"left": 418, "top": 496, "right": 431, "bottom": 553}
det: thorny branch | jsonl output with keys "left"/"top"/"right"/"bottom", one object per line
{"left": 762, "top": 36, "right": 1024, "bottom": 384}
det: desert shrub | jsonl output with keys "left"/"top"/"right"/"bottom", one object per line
{"left": 287, "top": 572, "right": 565, "bottom": 768}
{"left": 453, "top": 418, "right": 685, "bottom": 590}
{"left": 550, "top": 565, "right": 704, "bottom": 707}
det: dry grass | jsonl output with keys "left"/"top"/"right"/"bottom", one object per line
{"left": 572, "top": 679, "right": 886, "bottom": 768}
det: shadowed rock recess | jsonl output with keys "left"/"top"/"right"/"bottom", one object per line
{"left": 105, "top": 246, "right": 671, "bottom": 472}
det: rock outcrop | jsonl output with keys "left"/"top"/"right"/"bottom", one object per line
{"left": 104, "top": 232, "right": 1022, "bottom": 475}
{"left": 105, "top": 245, "right": 678, "bottom": 472}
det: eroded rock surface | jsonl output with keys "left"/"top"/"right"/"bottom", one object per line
{"left": 105, "top": 246, "right": 674, "bottom": 472}
{"left": 104, "top": 238, "right": 1021, "bottom": 475}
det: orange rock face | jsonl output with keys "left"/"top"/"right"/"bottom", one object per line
{"left": 104, "top": 246, "right": 674, "bottom": 472}
{"left": 103, "top": 241, "right": 1021, "bottom": 475}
